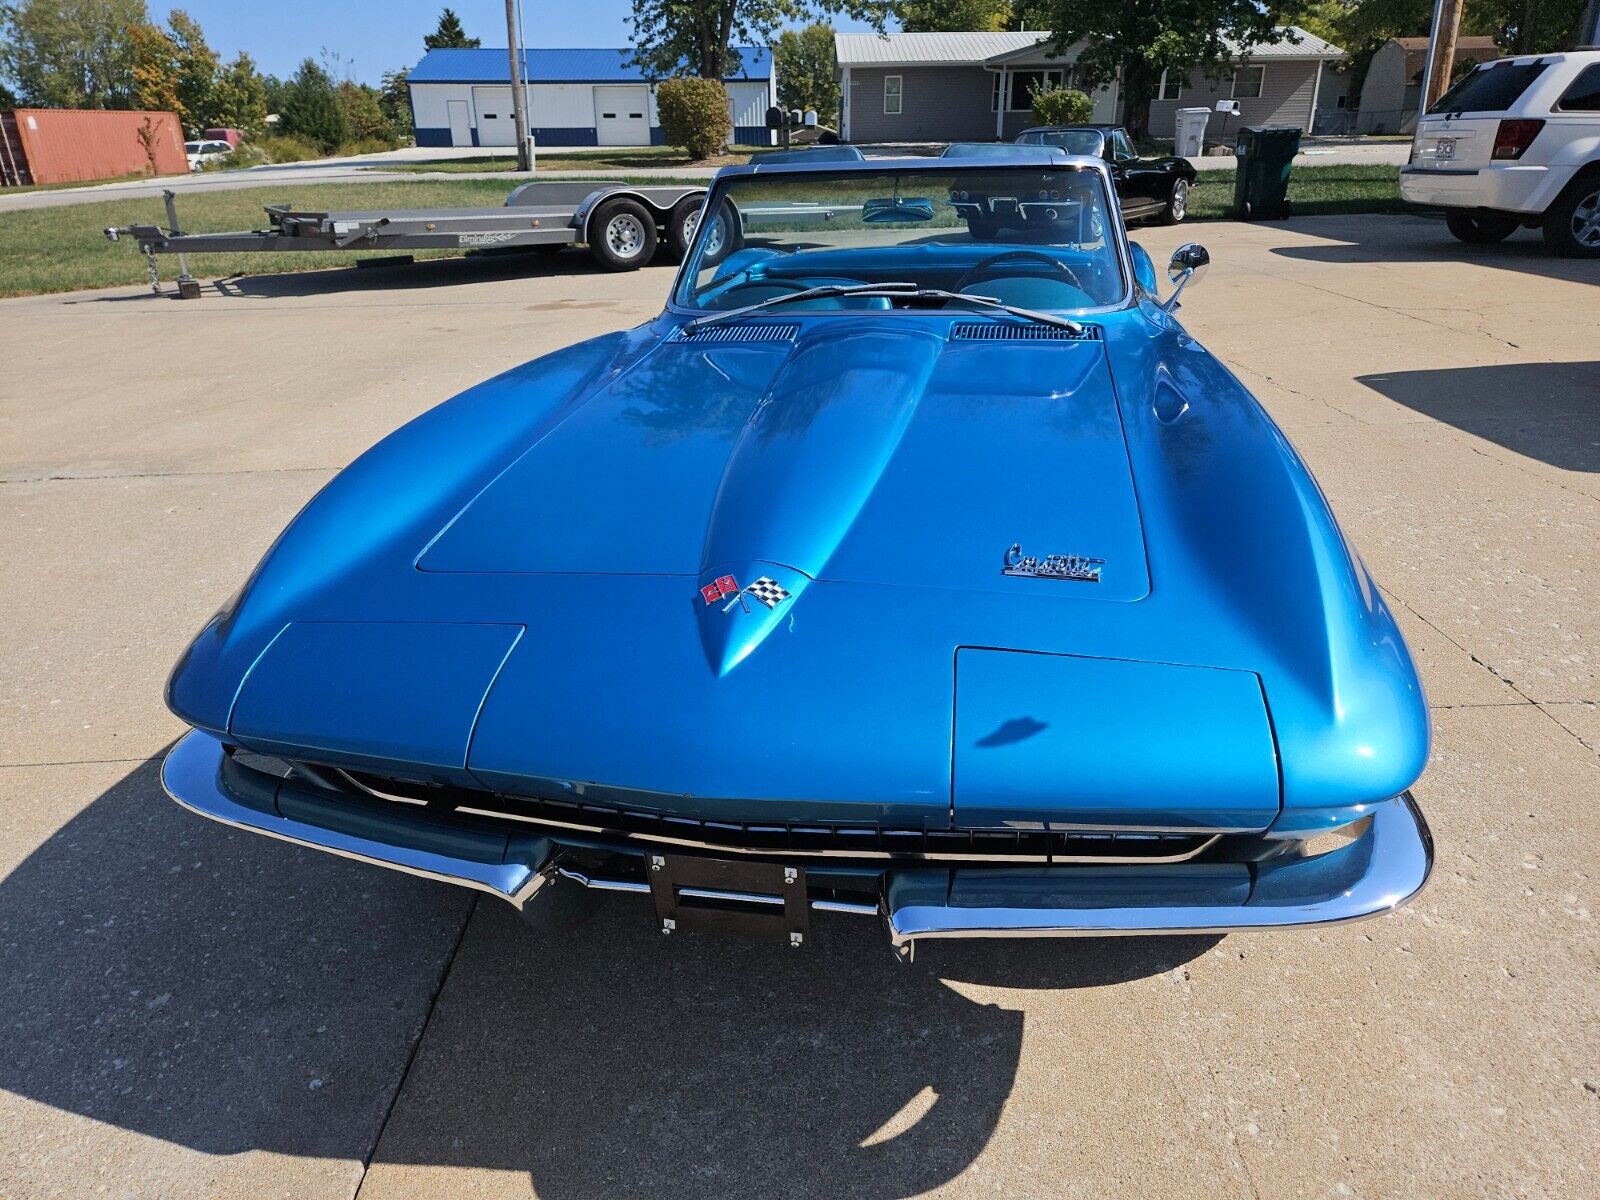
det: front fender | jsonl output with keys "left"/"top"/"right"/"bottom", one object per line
{"left": 167, "top": 329, "right": 643, "bottom": 735}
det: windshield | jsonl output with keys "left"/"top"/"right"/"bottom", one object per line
{"left": 675, "top": 166, "right": 1125, "bottom": 315}
{"left": 1018, "top": 129, "right": 1104, "bottom": 155}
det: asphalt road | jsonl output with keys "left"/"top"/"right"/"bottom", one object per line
{"left": 0, "top": 215, "right": 1596, "bottom": 1199}
{"left": 0, "top": 138, "right": 1412, "bottom": 212}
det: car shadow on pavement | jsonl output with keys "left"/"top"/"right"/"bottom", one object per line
{"left": 1357, "top": 361, "right": 1600, "bottom": 474}
{"left": 0, "top": 757, "right": 1217, "bottom": 1197}
{"left": 1267, "top": 215, "right": 1598, "bottom": 283}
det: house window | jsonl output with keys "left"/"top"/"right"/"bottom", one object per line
{"left": 1232, "top": 65, "right": 1266, "bottom": 99}
{"left": 1152, "top": 70, "right": 1188, "bottom": 101}
{"left": 1007, "top": 69, "right": 1066, "bottom": 112}
{"left": 884, "top": 75, "right": 902, "bottom": 115}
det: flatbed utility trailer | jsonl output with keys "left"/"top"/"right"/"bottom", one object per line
{"left": 104, "top": 181, "right": 709, "bottom": 298}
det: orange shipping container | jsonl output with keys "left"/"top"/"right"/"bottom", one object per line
{"left": 5, "top": 109, "right": 189, "bottom": 185}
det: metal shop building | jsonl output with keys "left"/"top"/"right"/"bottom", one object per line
{"left": 407, "top": 47, "right": 777, "bottom": 148}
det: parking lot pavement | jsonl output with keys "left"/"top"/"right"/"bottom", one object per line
{"left": 0, "top": 216, "right": 1595, "bottom": 1198}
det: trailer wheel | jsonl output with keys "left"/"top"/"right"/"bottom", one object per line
{"left": 589, "top": 198, "right": 657, "bottom": 271}
{"left": 667, "top": 196, "right": 706, "bottom": 261}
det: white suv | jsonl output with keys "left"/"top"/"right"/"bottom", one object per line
{"left": 1400, "top": 49, "right": 1600, "bottom": 256}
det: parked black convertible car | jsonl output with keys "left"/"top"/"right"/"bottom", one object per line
{"left": 1015, "top": 125, "right": 1197, "bottom": 225}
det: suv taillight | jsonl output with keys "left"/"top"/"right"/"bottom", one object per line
{"left": 1492, "top": 119, "right": 1545, "bottom": 160}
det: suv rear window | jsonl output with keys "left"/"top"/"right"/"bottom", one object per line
{"left": 1557, "top": 63, "right": 1600, "bottom": 112}
{"left": 1427, "top": 62, "right": 1548, "bottom": 115}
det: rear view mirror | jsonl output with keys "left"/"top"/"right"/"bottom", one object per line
{"left": 1162, "top": 242, "right": 1210, "bottom": 311}
{"left": 862, "top": 196, "right": 935, "bottom": 224}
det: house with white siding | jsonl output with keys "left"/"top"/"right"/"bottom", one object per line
{"left": 835, "top": 29, "right": 1346, "bottom": 144}
{"left": 407, "top": 47, "right": 776, "bottom": 148}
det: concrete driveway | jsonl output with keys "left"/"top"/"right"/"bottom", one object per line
{"left": 0, "top": 215, "right": 1596, "bottom": 1199}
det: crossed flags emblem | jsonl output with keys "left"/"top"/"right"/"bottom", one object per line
{"left": 700, "top": 574, "right": 791, "bottom": 614}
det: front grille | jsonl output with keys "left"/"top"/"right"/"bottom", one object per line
{"left": 671, "top": 321, "right": 800, "bottom": 343}
{"left": 339, "top": 769, "right": 1216, "bottom": 865}
{"left": 950, "top": 321, "right": 1101, "bottom": 342}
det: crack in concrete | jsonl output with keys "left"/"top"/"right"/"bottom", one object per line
{"left": 1387, "top": 591, "right": 1599, "bottom": 756}
{"left": 0, "top": 756, "right": 154, "bottom": 769}
{"left": 1, "top": 465, "right": 335, "bottom": 484}
{"left": 1219, "top": 357, "right": 1373, "bottom": 425}
{"left": 352, "top": 892, "right": 480, "bottom": 1198}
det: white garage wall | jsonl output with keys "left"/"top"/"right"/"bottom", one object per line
{"left": 727, "top": 81, "right": 776, "bottom": 143}
{"left": 410, "top": 83, "right": 464, "bottom": 136}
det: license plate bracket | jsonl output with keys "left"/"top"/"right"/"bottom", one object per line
{"left": 646, "top": 853, "right": 809, "bottom": 945}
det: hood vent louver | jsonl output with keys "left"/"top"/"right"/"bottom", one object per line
{"left": 672, "top": 321, "right": 800, "bottom": 344}
{"left": 950, "top": 321, "right": 1101, "bottom": 342}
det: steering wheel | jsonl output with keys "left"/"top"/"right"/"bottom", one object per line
{"left": 955, "top": 250, "right": 1082, "bottom": 292}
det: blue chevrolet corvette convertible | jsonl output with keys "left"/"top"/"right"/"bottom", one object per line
{"left": 163, "top": 148, "right": 1432, "bottom": 956}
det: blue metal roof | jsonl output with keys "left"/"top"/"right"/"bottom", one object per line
{"left": 409, "top": 47, "right": 772, "bottom": 84}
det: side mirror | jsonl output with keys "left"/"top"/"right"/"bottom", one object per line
{"left": 1162, "top": 242, "right": 1209, "bottom": 311}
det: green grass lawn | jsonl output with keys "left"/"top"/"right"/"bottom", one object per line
{"left": 0, "top": 164, "right": 1403, "bottom": 298}
{"left": 0, "top": 176, "right": 699, "bottom": 297}
{"left": 1184, "top": 163, "right": 1406, "bottom": 220}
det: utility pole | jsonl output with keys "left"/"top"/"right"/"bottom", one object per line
{"left": 505, "top": 0, "right": 532, "bottom": 172}
{"left": 1426, "top": 0, "right": 1465, "bottom": 110}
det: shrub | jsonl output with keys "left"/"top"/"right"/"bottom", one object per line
{"left": 1031, "top": 85, "right": 1094, "bottom": 128}
{"left": 656, "top": 77, "right": 732, "bottom": 161}
{"left": 251, "top": 134, "right": 321, "bottom": 163}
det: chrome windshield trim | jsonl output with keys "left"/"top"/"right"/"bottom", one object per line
{"left": 666, "top": 159, "right": 1136, "bottom": 319}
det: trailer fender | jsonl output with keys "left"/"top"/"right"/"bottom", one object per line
{"left": 574, "top": 186, "right": 704, "bottom": 246}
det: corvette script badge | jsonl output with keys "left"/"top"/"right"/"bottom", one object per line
{"left": 701, "top": 574, "right": 792, "bottom": 613}
{"left": 1002, "top": 543, "right": 1104, "bottom": 583}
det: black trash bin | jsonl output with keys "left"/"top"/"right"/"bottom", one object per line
{"left": 1232, "top": 125, "right": 1302, "bottom": 220}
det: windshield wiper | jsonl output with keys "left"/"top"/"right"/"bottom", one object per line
{"left": 895, "top": 288, "right": 1085, "bottom": 334}
{"left": 681, "top": 281, "right": 918, "bottom": 333}
{"left": 681, "top": 281, "right": 1085, "bottom": 336}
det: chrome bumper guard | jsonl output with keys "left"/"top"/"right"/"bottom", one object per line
{"left": 163, "top": 730, "right": 1433, "bottom": 944}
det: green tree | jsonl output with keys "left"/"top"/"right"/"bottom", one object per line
{"left": 0, "top": 0, "right": 150, "bottom": 108}
{"left": 209, "top": 51, "right": 268, "bottom": 133}
{"left": 166, "top": 9, "right": 217, "bottom": 128}
{"left": 338, "top": 79, "right": 394, "bottom": 143}
{"left": 277, "top": 57, "right": 346, "bottom": 152}
{"left": 897, "top": 0, "right": 1011, "bottom": 32}
{"left": 261, "top": 72, "right": 288, "bottom": 115}
{"left": 773, "top": 23, "right": 839, "bottom": 126}
{"left": 423, "top": 6, "right": 479, "bottom": 50}
{"left": 379, "top": 66, "right": 413, "bottom": 139}
{"left": 0, "top": 80, "right": 17, "bottom": 107}
{"left": 1033, "top": 0, "right": 1306, "bottom": 137}
{"left": 629, "top": 0, "right": 892, "bottom": 82}
{"left": 127, "top": 21, "right": 184, "bottom": 118}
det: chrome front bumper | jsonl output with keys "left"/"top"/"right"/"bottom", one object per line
{"left": 162, "top": 729, "right": 1433, "bottom": 946}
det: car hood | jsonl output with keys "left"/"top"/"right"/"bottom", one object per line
{"left": 417, "top": 320, "right": 1149, "bottom": 603}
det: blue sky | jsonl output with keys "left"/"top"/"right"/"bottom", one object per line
{"left": 165, "top": 2, "right": 884, "bottom": 85}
